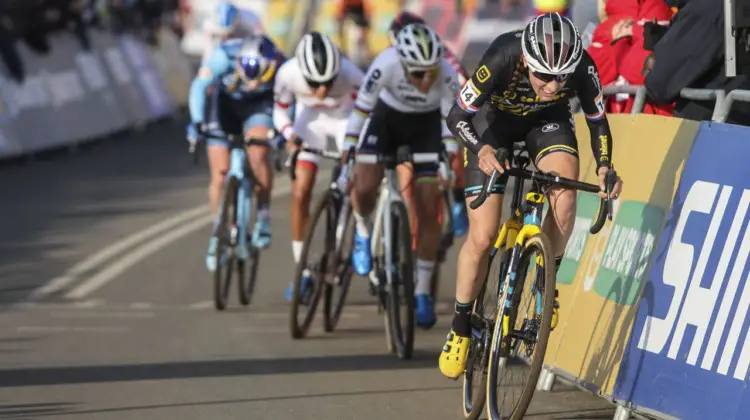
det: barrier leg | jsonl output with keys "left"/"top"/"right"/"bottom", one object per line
{"left": 614, "top": 405, "right": 631, "bottom": 420}
{"left": 536, "top": 367, "right": 555, "bottom": 391}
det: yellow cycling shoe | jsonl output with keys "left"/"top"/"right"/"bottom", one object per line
{"left": 439, "top": 330, "right": 471, "bottom": 380}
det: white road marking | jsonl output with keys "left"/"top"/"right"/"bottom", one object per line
{"left": 253, "top": 312, "right": 361, "bottom": 320}
{"left": 49, "top": 311, "right": 155, "bottom": 319}
{"left": 15, "top": 326, "right": 129, "bottom": 334}
{"left": 29, "top": 206, "right": 209, "bottom": 299}
{"left": 189, "top": 300, "right": 214, "bottom": 310}
{"left": 63, "top": 181, "right": 296, "bottom": 299}
{"left": 130, "top": 302, "right": 153, "bottom": 309}
{"left": 72, "top": 299, "right": 105, "bottom": 308}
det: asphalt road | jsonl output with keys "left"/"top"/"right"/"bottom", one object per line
{"left": 0, "top": 117, "right": 616, "bottom": 419}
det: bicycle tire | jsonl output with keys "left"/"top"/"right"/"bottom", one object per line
{"left": 323, "top": 197, "right": 354, "bottom": 332}
{"left": 289, "top": 191, "right": 335, "bottom": 339}
{"left": 486, "top": 233, "right": 555, "bottom": 420}
{"left": 238, "top": 193, "right": 259, "bottom": 306}
{"left": 462, "top": 247, "right": 511, "bottom": 420}
{"left": 213, "top": 176, "right": 239, "bottom": 311}
{"left": 386, "top": 201, "right": 415, "bottom": 360}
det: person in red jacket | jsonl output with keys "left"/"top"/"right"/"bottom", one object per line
{"left": 585, "top": 0, "right": 674, "bottom": 115}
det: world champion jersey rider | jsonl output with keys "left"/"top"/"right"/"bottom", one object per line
{"left": 386, "top": 11, "right": 471, "bottom": 238}
{"left": 188, "top": 35, "right": 286, "bottom": 268}
{"left": 344, "top": 23, "right": 461, "bottom": 329}
{"left": 272, "top": 32, "right": 365, "bottom": 301}
{"left": 202, "top": 1, "right": 266, "bottom": 64}
{"left": 438, "top": 13, "right": 622, "bottom": 379}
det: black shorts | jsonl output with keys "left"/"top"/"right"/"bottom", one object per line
{"left": 342, "top": 4, "right": 369, "bottom": 28}
{"left": 205, "top": 89, "right": 274, "bottom": 147}
{"left": 357, "top": 99, "right": 442, "bottom": 176}
{"left": 464, "top": 105, "right": 579, "bottom": 197}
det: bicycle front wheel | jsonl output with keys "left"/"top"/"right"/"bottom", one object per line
{"left": 486, "top": 233, "right": 556, "bottom": 420}
{"left": 323, "top": 195, "right": 354, "bottom": 332}
{"left": 386, "top": 201, "right": 415, "bottom": 360}
{"left": 213, "top": 176, "right": 239, "bottom": 311}
{"left": 289, "top": 190, "right": 336, "bottom": 339}
{"left": 238, "top": 194, "right": 260, "bottom": 306}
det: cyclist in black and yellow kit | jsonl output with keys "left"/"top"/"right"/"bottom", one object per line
{"left": 438, "top": 13, "right": 623, "bottom": 378}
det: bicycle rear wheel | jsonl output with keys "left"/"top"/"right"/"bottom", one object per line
{"left": 386, "top": 201, "right": 415, "bottom": 360}
{"left": 213, "top": 176, "right": 239, "bottom": 311}
{"left": 430, "top": 189, "right": 454, "bottom": 302}
{"left": 323, "top": 196, "right": 354, "bottom": 332}
{"left": 486, "top": 233, "right": 555, "bottom": 420}
{"left": 289, "top": 191, "right": 336, "bottom": 339}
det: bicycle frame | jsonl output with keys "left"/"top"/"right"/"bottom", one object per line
{"left": 370, "top": 167, "right": 404, "bottom": 288}
{"left": 489, "top": 178, "right": 547, "bottom": 339}
{"left": 207, "top": 134, "right": 261, "bottom": 261}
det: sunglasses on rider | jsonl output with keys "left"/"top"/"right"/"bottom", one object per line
{"left": 404, "top": 66, "right": 439, "bottom": 80}
{"left": 531, "top": 71, "right": 571, "bottom": 84}
{"left": 305, "top": 76, "right": 336, "bottom": 89}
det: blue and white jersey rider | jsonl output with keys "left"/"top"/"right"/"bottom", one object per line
{"left": 188, "top": 35, "right": 285, "bottom": 147}
{"left": 187, "top": 35, "right": 285, "bottom": 254}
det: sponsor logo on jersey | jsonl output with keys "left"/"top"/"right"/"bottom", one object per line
{"left": 476, "top": 65, "right": 492, "bottom": 83}
{"left": 588, "top": 65, "right": 602, "bottom": 92}
{"left": 364, "top": 68, "right": 381, "bottom": 93}
{"left": 456, "top": 121, "right": 479, "bottom": 146}
{"left": 542, "top": 123, "right": 559, "bottom": 133}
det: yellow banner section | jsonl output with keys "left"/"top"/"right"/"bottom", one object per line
{"left": 313, "top": 0, "right": 402, "bottom": 57}
{"left": 265, "top": 0, "right": 297, "bottom": 51}
{"left": 545, "top": 114, "right": 699, "bottom": 395}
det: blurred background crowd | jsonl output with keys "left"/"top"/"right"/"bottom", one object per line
{"left": 0, "top": 0, "right": 189, "bottom": 83}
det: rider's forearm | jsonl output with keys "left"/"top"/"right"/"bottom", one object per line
{"left": 586, "top": 117, "right": 613, "bottom": 170}
{"left": 272, "top": 102, "right": 294, "bottom": 139}
{"left": 343, "top": 105, "right": 370, "bottom": 148}
{"left": 447, "top": 102, "right": 484, "bottom": 155}
{"left": 188, "top": 77, "right": 210, "bottom": 123}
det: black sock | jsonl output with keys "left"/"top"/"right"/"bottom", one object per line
{"left": 452, "top": 300, "right": 473, "bottom": 337}
{"left": 453, "top": 188, "right": 465, "bottom": 204}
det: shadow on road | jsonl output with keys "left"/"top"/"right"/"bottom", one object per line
{"left": 0, "top": 351, "right": 444, "bottom": 388}
{"left": 0, "top": 117, "right": 205, "bottom": 306}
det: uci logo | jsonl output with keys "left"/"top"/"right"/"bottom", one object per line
{"left": 542, "top": 123, "right": 559, "bottom": 133}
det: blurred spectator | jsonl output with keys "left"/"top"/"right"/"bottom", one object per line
{"left": 0, "top": 0, "right": 184, "bottom": 84}
{"left": 586, "top": 0, "right": 674, "bottom": 115}
{"left": 644, "top": 0, "right": 750, "bottom": 125}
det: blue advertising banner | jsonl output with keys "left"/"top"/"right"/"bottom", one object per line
{"left": 613, "top": 121, "right": 750, "bottom": 420}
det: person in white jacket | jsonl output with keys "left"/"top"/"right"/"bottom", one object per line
{"left": 202, "top": 1, "right": 265, "bottom": 64}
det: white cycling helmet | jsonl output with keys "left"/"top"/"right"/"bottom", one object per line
{"left": 394, "top": 23, "right": 443, "bottom": 68}
{"left": 295, "top": 32, "right": 340, "bottom": 84}
{"left": 521, "top": 13, "right": 583, "bottom": 75}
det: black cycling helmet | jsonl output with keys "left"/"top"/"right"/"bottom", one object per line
{"left": 388, "top": 11, "right": 426, "bottom": 44}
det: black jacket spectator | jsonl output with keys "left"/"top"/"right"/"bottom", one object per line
{"left": 645, "top": 0, "right": 750, "bottom": 125}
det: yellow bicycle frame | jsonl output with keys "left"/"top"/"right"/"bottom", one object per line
{"left": 490, "top": 191, "right": 546, "bottom": 337}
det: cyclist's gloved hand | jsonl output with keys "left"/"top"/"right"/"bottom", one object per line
{"left": 186, "top": 122, "right": 203, "bottom": 145}
{"left": 597, "top": 165, "right": 623, "bottom": 200}
{"left": 477, "top": 145, "right": 510, "bottom": 176}
{"left": 284, "top": 133, "right": 301, "bottom": 152}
